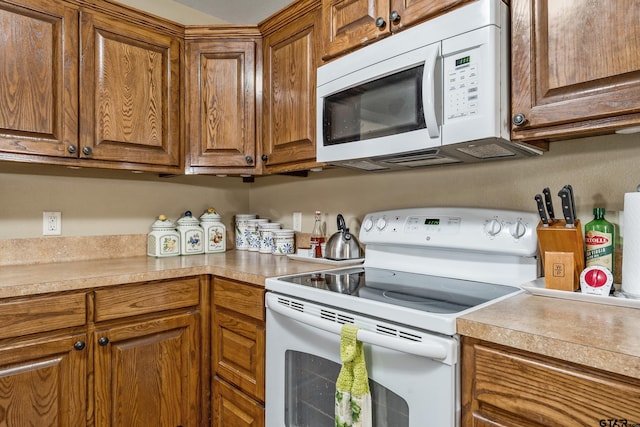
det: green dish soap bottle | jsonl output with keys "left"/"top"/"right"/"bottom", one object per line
{"left": 585, "top": 208, "right": 615, "bottom": 278}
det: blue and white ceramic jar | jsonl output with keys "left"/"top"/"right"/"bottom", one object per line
{"left": 177, "top": 211, "right": 204, "bottom": 255}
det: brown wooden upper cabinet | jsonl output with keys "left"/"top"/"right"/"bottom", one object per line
{"left": 321, "top": 0, "right": 473, "bottom": 59}
{"left": 0, "top": 0, "right": 182, "bottom": 173}
{"left": 0, "top": 0, "right": 79, "bottom": 159}
{"left": 511, "top": 0, "right": 640, "bottom": 141}
{"left": 185, "top": 31, "right": 260, "bottom": 175}
{"left": 261, "top": 0, "right": 323, "bottom": 173}
{"left": 80, "top": 10, "right": 181, "bottom": 169}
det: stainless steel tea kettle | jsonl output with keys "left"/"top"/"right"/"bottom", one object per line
{"left": 324, "top": 214, "right": 364, "bottom": 260}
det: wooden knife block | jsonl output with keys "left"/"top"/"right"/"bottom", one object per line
{"left": 536, "top": 220, "right": 584, "bottom": 291}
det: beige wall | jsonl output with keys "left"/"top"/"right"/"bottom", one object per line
{"left": 1, "top": 133, "right": 638, "bottom": 241}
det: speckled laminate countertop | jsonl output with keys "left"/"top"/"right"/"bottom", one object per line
{"left": 0, "top": 250, "right": 328, "bottom": 298}
{"left": 458, "top": 290, "right": 640, "bottom": 380}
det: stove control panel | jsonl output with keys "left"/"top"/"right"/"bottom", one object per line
{"left": 359, "top": 207, "right": 539, "bottom": 256}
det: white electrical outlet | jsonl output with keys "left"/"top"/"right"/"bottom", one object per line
{"left": 43, "top": 211, "right": 61, "bottom": 235}
{"left": 292, "top": 212, "right": 302, "bottom": 232}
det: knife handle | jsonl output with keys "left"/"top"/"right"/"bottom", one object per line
{"left": 535, "top": 194, "right": 549, "bottom": 226}
{"left": 542, "top": 187, "right": 555, "bottom": 221}
{"left": 558, "top": 189, "right": 575, "bottom": 228}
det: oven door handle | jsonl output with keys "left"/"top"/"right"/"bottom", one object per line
{"left": 267, "top": 296, "right": 449, "bottom": 361}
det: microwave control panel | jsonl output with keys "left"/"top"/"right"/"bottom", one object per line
{"left": 445, "top": 50, "right": 480, "bottom": 120}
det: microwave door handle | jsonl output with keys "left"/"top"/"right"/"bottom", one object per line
{"left": 422, "top": 44, "right": 440, "bottom": 139}
{"left": 267, "top": 294, "right": 449, "bottom": 361}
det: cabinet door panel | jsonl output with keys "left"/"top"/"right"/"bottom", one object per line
{"left": 80, "top": 11, "right": 180, "bottom": 166}
{"left": 0, "top": 0, "right": 78, "bottom": 157}
{"left": 511, "top": 0, "right": 640, "bottom": 139}
{"left": 94, "top": 313, "right": 199, "bottom": 427}
{"left": 322, "top": 0, "right": 389, "bottom": 59}
{"left": 212, "top": 377, "right": 264, "bottom": 427}
{"left": 263, "top": 10, "right": 319, "bottom": 168}
{"left": 188, "top": 40, "right": 256, "bottom": 168}
{"left": 0, "top": 334, "right": 87, "bottom": 427}
{"left": 390, "top": 0, "right": 472, "bottom": 30}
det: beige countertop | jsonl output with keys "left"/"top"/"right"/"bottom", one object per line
{"left": 458, "top": 290, "right": 640, "bottom": 380}
{"left": 0, "top": 250, "right": 328, "bottom": 298}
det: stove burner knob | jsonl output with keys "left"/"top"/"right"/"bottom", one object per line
{"left": 375, "top": 217, "right": 388, "bottom": 230}
{"left": 509, "top": 220, "right": 527, "bottom": 239}
{"left": 363, "top": 218, "right": 374, "bottom": 232}
{"left": 484, "top": 219, "right": 502, "bottom": 236}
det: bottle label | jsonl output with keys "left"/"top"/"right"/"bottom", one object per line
{"left": 585, "top": 230, "right": 613, "bottom": 271}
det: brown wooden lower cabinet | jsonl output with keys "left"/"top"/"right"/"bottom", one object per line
{"left": 461, "top": 336, "right": 640, "bottom": 426}
{"left": 213, "top": 376, "right": 265, "bottom": 427}
{"left": 212, "top": 277, "right": 266, "bottom": 427}
{"left": 0, "top": 276, "right": 206, "bottom": 426}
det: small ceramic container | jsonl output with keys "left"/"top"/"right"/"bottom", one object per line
{"left": 258, "top": 222, "right": 282, "bottom": 254}
{"left": 200, "top": 208, "right": 226, "bottom": 254}
{"left": 271, "top": 229, "right": 295, "bottom": 255}
{"left": 147, "top": 214, "right": 180, "bottom": 257}
{"left": 246, "top": 218, "right": 270, "bottom": 252}
{"left": 177, "top": 211, "right": 204, "bottom": 255}
{"left": 235, "top": 214, "right": 257, "bottom": 250}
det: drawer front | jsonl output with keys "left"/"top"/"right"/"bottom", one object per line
{"left": 94, "top": 277, "right": 200, "bottom": 322}
{"left": 0, "top": 293, "right": 86, "bottom": 339}
{"left": 213, "top": 278, "right": 264, "bottom": 321}
{"left": 468, "top": 340, "right": 640, "bottom": 425}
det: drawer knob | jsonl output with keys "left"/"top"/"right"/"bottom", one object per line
{"left": 98, "top": 337, "right": 110, "bottom": 346}
{"left": 73, "top": 341, "right": 86, "bottom": 351}
{"left": 68, "top": 145, "right": 77, "bottom": 154}
{"left": 390, "top": 10, "right": 400, "bottom": 23}
{"left": 375, "top": 17, "right": 386, "bottom": 29}
{"left": 512, "top": 113, "right": 527, "bottom": 126}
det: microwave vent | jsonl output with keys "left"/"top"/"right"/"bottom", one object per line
{"left": 379, "top": 150, "right": 461, "bottom": 167}
{"left": 455, "top": 143, "right": 516, "bottom": 159}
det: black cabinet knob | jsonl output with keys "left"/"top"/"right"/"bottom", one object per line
{"left": 261, "top": 154, "right": 268, "bottom": 162}
{"left": 98, "top": 337, "right": 109, "bottom": 346}
{"left": 245, "top": 156, "right": 253, "bottom": 164}
{"left": 375, "top": 17, "right": 386, "bottom": 28}
{"left": 74, "top": 341, "right": 86, "bottom": 351}
{"left": 82, "top": 146, "right": 92, "bottom": 156}
{"left": 390, "top": 10, "right": 400, "bottom": 23}
{"left": 68, "top": 145, "right": 77, "bottom": 154}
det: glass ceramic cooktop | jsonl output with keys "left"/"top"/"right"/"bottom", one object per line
{"left": 277, "top": 267, "right": 520, "bottom": 314}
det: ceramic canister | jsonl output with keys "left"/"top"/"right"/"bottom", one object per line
{"left": 246, "top": 218, "right": 270, "bottom": 252}
{"left": 147, "top": 214, "right": 180, "bottom": 257}
{"left": 177, "top": 211, "right": 204, "bottom": 255}
{"left": 235, "top": 214, "right": 257, "bottom": 250}
{"left": 258, "top": 222, "right": 282, "bottom": 254}
{"left": 271, "top": 229, "right": 295, "bottom": 255}
{"left": 200, "top": 208, "right": 226, "bottom": 254}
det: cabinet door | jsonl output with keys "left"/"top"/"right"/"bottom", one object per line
{"left": 187, "top": 40, "right": 257, "bottom": 172}
{"left": 0, "top": 0, "right": 78, "bottom": 158}
{"left": 511, "top": 0, "right": 640, "bottom": 140}
{"left": 321, "top": 0, "right": 389, "bottom": 59}
{"left": 93, "top": 313, "right": 199, "bottom": 427}
{"left": 0, "top": 333, "right": 87, "bottom": 426}
{"left": 263, "top": 8, "right": 320, "bottom": 171}
{"left": 212, "top": 376, "right": 264, "bottom": 427}
{"left": 389, "top": 0, "right": 473, "bottom": 31}
{"left": 79, "top": 11, "right": 181, "bottom": 167}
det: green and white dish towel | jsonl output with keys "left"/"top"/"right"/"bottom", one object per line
{"left": 335, "top": 324, "right": 372, "bottom": 427}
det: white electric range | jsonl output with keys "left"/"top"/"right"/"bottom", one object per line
{"left": 265, "top": 207, "right": 540, "bottom": 427}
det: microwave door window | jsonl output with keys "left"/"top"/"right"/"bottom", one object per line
{"left": 323, "top": 66, "right": 427, "bottom": 146}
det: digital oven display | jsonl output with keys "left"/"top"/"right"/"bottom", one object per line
{"left": 424, "top": 218, "right": 440, "bottom": 226}
{"left": 455, "top": 56, "right": 471, "bottom": 66}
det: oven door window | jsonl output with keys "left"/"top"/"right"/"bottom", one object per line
{"left": 284, "top": 350, "right": 409, "bottom": 427}
{"left": 322, "top": 66, "right": 426, "bottom": 146}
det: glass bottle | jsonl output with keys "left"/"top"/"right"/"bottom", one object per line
{"left": 585, "top": 208, "right": 615, "bottom": 277}
{"left": 310, "top": 211, "right": 326, "bottom": 258}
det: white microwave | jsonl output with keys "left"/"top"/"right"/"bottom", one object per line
{"left": 316, "top": 0, "right": 542, "bottom": 172}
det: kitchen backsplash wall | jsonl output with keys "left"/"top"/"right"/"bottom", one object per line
{"left": 1, "top": 133, "right": 638, "bottom": 244}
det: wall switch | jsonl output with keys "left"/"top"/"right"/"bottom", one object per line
{"left": 43, "top": 211, "right": 61, "bottom": 235}
{"left": 292, "top": 212, "right": 302, "bottom": 232}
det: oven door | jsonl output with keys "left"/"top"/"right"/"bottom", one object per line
{"left": 265, "top": 292, "right": 459, "bottom": 427}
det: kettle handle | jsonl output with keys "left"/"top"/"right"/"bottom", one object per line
{"left": 336, "top": 214, "right": 352, "bottom": 240}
